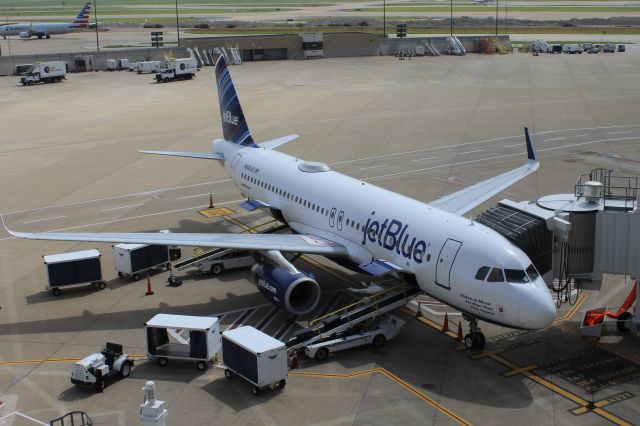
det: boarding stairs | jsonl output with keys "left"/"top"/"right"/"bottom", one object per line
{"left": 229, "top": 47, "right": 243, "bottom": 65}
{"left": 174, "top": 222, "right": 289, "bottom": 271}
{"left": 286, "top": 284, "right": 421, "bottom": 352}
{"left": 424, "top": 40, "right": 440, "bottom": 56}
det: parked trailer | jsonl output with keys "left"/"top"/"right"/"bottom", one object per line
{"left": 113, "top": 243, "right": 170, "bottom": 280}
{"left": 138, "top": 61, "right": 161, "bottom": 74}
{"left": 106, "top": 59, "right": 118, "bottom": 71}
{"left": 146, "top": 314, "right": 220, "bottom": 370}
{"left": 20, "top": 61, "right": 67, "bottom": 85}
{"left": 155, "top": 58, "right": 198, "bottom": 83}
{"left": 43, "top": 249, "right": 106, "bottom": 296}
{"left": 222, "top": 326, "right": 288, "bottom": 395}
{"left": 118, "top": 58, "right": 130, "bottom": 70}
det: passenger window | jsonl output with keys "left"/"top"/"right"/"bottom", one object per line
{"left": 475, "top": 266, "right": 490, "bottom": 280}
{"left": 505, "top": 269, "right": 529, "bottom": 284}
{"left": 487, "top": 268, "right": 504, "bottom": 282}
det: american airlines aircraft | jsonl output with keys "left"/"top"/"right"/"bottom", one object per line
{"left": 0, "top": 3, "right": 90, "bottom": 39}
{"left": 4, "top": 55, "right": 556, "bottom": 350}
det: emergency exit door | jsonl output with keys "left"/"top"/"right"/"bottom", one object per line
{"left": 436, "top": 239, "right": 462, "bottom": 289}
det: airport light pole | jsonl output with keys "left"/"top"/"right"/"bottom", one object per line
{"left": 93, "top": 0, "right": 99, "bottom": 52}
{"left": 175, "top": 0, "right": 180, "bottom": 45}
{"left": 495, "top": 0, "right": 499, "bottom": 37}
{"left": 383, "top": 0, "right": 386, "bottom": 38}
{"left": 450, "top": 0, "right": 453, "bottom": 36}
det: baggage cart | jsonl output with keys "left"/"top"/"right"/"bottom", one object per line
{"left": 113, "top": 243, "right": 170, "bottom": 281}
{"left": 146, "top": 314, "right": 220, "bottom": 370}
{"left": 43, "top": 249, "right": 105, "bottom": 296}
{"left": 221, "top": 326, "right": 288, "bottom": 395}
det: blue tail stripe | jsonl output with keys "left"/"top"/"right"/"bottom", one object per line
{"left": 214, "top": 55, "right": 256, "bottom": 147}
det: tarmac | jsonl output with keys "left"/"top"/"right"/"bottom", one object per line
{"left": 0, "top": 51, "right": 639, "bottom": 425}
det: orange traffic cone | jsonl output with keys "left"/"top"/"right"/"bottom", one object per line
{"left": 209, "top": 193, "right": 214, "bottom": 209}
{"left": 442, "top": 313, "right": 449, "bottom": 333}
{"left": 145, "top": 275, "right": 154, "bottom": 296}
{"left": 456, "top": 321, "right": 463, "bottom": 341}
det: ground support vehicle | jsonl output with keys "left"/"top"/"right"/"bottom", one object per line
{"left": 155, "top": 58, "right": 197, "bottom": 83}
{"left": 70, "top": 342, "right": 132, "bottom": 392}
{"left": 304, "top": 315, "right": 405, "bottom": 361}
{"left": 146, "top": 314, "right": 220, "bottom": 371}
{"left": 20, "top": 61, "right": 66, "bottom": 85}
{"left": 43, "top": 249, "right": 106, "bottom": 296}
{"left": 221, "top": 326, "right": 288, "bottom": 395}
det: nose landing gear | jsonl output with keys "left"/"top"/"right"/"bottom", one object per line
{"left": 463, "top": 314, "right": 485, "bottom": 350}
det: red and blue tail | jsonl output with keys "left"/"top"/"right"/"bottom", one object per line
{"left": 214, "top": 54, "right": 258, "bottom": 147}
{"left": 69, "top": 2, "right": 91, "bottom": 28}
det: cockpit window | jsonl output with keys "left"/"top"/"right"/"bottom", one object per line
{"left": 475, "top": 266, "right": 490, "bottom": 280}
{"left": 526, "top": 264, "right": 540, "bottom": 282}
{"left": 505, "top": 269, "right": 530, "bottom": 284}
{"left": 487, "top": 268, "right": 504, "bottom": 282}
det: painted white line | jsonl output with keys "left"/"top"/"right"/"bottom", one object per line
{"left": 176, "top": 193, "right": 210, "bottom": 200}
{"left": 366, "top": 136, "right": 639, "bottom": 181}
{"left": 575, "top": 134, "right": 588, "bottom": 137}
{"left": 1, "top": 179, "right": 231, "bottom": 216}
{"left": 360, "top": 164, "right": 388, "bottom": 170}
{"left": 503, "top": 143, "right": 521, "bottom": 148}
{"left": 411, "top": 156, "right": 438, "bottom": 162}
{"left": 101, "top": 203, "right": 143, "bottom": 212}
{"left": 331, "top": 124, "right": 640, "bottom": 166}
{"left": 544, "top": 137, "right": 566, "bottom": 142}
{"left": 0, "top": 198, "right": 245, "bottom": 242}
{"left": 22, "top": 216, "right": 66, "bottom": 224}
{"left": 609, "top": 131, "right": 633, "bottom": 135}
{"left": 459, "top": 149, "right": 483, "bottom": 155}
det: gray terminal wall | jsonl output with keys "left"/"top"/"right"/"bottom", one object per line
{"left": 0, "top": 47, "right": 189, "bottom": 76}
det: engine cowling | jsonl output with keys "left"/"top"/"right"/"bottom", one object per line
{"left": 252, "top": 264, "right": 321, "bottom": 316}
{"left": 19, "top": 31, "right": 31, "bottom": 39}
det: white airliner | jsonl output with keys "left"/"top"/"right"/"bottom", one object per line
{"left": 4, "top": 55, "right": 555, "bottom": 349}
{"left": 0, "top": 3, "right": 90, "bottom": 39}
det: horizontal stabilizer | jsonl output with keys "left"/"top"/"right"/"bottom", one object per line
{"left": 138, "top": 150, "right": 224, "bottom": 160}
{"left": 259, "top": 135, "right": 298, "bottom": 150}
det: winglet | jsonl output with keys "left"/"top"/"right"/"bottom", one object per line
{"left": 1, "top": 214, "right": 21, "bottom": 238}
{"left": 524, "top": 127, "right": 537, "bottom": 161}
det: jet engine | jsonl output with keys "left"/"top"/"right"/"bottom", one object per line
{"left": 19, "top": 31, "right": 31, "bottom": 39}
{"left": 252, "top": 264, "right": 321, "bottom": 316}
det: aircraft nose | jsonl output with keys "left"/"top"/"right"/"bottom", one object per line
{"left": 517, "top": 293, "right": 556, "bottom": 329}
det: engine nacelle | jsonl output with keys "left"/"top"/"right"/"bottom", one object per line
{"left": 19, "top": 31, "right": 31, "bottom": 39}
{"left": 252, "top": 264, "right": 321, "bottom": 316}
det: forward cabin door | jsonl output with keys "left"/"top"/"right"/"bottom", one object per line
{"left": 436, "top": 239, "right": 462, "bottom": 289}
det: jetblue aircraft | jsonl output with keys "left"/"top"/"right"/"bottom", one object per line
{"left": 5, "top": 55, "right": 555, "bottom": 349}
{"left": 0, "top": 3, "right": 90, "bottom": 39}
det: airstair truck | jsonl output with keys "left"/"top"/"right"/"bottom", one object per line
{"left": 155, "top": 58, "right": 197, "bottom": 83}
{"left": 20, "top": 61, "right": 67, "bottom": 85}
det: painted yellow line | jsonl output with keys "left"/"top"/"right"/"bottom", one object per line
{"left": 404, "top": 306, "right": 634, "bottom": 426}
{"left": 501, "top": 364, "right": 537, "bottom": 377}
{"left": 554, "top": 293, "right": 588, "bottom": 323}
{"left": 290, "top": 367, "right": 471, "bottom": 426}
{"left": 0, "top": 354, "right": 147, "bottom": 366}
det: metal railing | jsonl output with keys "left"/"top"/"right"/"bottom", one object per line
{"left": 575, "top": 168, "right": 639, "bottom": 210}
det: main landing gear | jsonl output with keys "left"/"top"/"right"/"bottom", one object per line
{"left": 463, "top": 314, "right": 485, "bottom": 350}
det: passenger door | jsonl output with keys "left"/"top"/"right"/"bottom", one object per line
{"left": 436, "top": 239, "right": 462, "bottom": 289}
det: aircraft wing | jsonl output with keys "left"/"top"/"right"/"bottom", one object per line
{"left": 138, "top": 150, "right": 224, "bottom": 160}
{"left": 3, "top": 223, "right": 348, "bottom": 256}
{"left": 429, "top": 128, "right": 539, "bottom": 216}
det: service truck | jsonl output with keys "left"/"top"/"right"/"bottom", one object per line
{"left": 155, "top": 58, "right": 198, "bottom": 83}
{"left": 20, "top": 61, "right": 67, "bottom": 85}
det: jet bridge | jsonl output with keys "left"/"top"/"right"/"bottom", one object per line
{"left": 477, "top": 168, "right": 640, "bottom": 335}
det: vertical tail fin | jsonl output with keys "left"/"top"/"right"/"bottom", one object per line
{"left": 69, "top": 2, "right": 91, "bottom": 28}
{"left": 214, "top": 54, "right": 257, "bottom": 147}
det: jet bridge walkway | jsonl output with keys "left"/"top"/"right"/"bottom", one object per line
{"left": 173, "top": 222, "right": 289, "bottom": 271}
{"left": 286, "top": 284, "right": 421, "bottom": 352}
